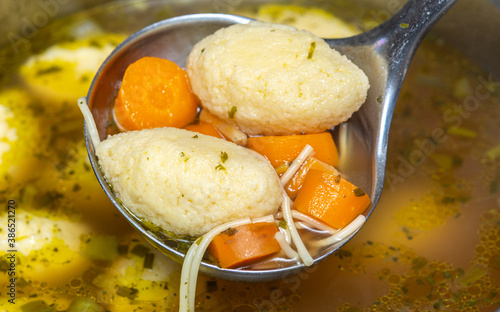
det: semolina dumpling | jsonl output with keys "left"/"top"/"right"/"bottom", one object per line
{"left": 186, "top": 21, "right": 369, "bottom": 136}
{"left": 96, "top": 127, "right": 283, "bottom": 237}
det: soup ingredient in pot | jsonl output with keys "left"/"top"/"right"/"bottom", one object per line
{"left": 113, "top": 56, "right": 198, "bottom": 131}
{"left": 95, "top": 127, "right": 283, "bottom": 237}
{"left": 0, "top": 89, "right": 47, "bottom": 194}
{"left": 20, "top": 33, "right": 124, "bottom": 105}
{"left": 250, "top": 4, "right": 361, "bottom": 38}
{"left": 186, "top": 21, "right": 369, "bottom": 136}
{"left": 0, "top": 105, "right": 17, "bottom": 160}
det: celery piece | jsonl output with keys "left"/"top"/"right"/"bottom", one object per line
{"left": 447, "top": 126, "right": 477, "bottom": 138}
{"left": 21, "top": 300, "right": 55, "bottom": 312}
{"left": 458, "top": 265, "right": 486, "bottom": 286}
{"left": 82, "top": 235, "right": 119, "bottom": 261}
{"left": 411, "top": 257, "right": 428, "bottom": 270}
{"left": 487, "top": 145, "right": 500, "bottom": 160}
{"left": 67, "top": 297, "right": 105, "bottom": 312}
{"left": 452, "top": 76, "right": 473, "bottom": 99}
{"left": 430, "top": 154, "right": 454, "bottom": 171}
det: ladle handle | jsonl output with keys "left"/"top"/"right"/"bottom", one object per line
{"left": 374, "top": 0, "right": 459, "bottom": 131}
{"left": 377, "top": 0, "right": 459, "bottom": 61}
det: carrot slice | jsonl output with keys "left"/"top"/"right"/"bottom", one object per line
{"left": 208, "top": 222, "right": 280, "bottom": 269}
{"left": 113, "top": 56, "right": 198, "bottom": 131}
{"left": 185, "top": 122, "right": 225, "bottom": 139}
{"left": 294, "top": 169, "right": 370, "bottom": 229}
{"left": 246, "top": 132, "right": 338, "bottom": 168}
{"left": 285, "top": 157, "right": 339, "bottom": 199}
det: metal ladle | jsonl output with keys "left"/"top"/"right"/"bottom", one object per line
{"left": 82, "top": 0, "right": 457, "bottom": 282}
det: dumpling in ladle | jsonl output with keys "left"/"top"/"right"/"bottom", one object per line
{"left": 78, "top": 102, "right": 283, "bottom": 237}
{"left": 186, "top": 21, "right": 369, "bottom": 136}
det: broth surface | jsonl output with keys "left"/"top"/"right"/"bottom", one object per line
{"left": 0, "top": 1, "right": 499, "bottom": 311}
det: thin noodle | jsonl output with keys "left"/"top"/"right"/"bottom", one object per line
{"left": 77, "top": 97, "right": 101, "bottom": 149}
{"left": 313, "top": 215, "right": 366, "bottom": 248}
{"left": 291, "top": 210, "right": 337, "bottom": 233}
{"left": 252, "top": 215, "right": 275, "bottom": 223}
{"left": 276, "top": 224, "right": 292, "bottom": 245}
{"left": 281, "top": 194, "right": 314, "bottom": 266}
{"left": 280, "top": 144, "right": 314, "bottom": 186}
{"left": 179, "top": 241, "right": 199, "bottom": 312}
{"left": 295, "top": 221, "right": 317, "bottom": 231}
{"left": 274, "top": 231, "right": 299, "bottom": 260}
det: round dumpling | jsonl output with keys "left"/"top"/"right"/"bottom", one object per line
{"left": 96, "top": 127, "right": 283, "bottom": 237}
{"left": 186, "top": 21, "right": 369, "bottom": 135}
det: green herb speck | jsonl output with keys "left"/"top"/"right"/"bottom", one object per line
{"left": 307, "top": 42, "right": 316, "bottom": 59}
{"left": 278, "top": 219, "right": 288, "bottom": 229}
{"left": 228, "top": 106, "right": 237, "bottom": 118}
{"left": 215, "top": 164, "right": 226, "bottom": 171}
{"left": 220, "top": 151, "right": 228, "bottom": 163}
{"left": 222, "top": 227, "right": 238, "bottom": 236}
{"left": 36, "top": 65, "right": 62, "bottom": 76}
{"left": 400, "top": 23, "right": 409, "bottom": 28}
{"left": 335, "top": 175, "right": 342, "bottom": 183}
{"left": 353, "top": 187, "right": 366, "bottom": 197}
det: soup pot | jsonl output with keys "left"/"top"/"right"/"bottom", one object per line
{"left": 1, "top": 0, "right": 499, "bottom": 311}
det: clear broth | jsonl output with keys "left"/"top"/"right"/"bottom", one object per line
{"left": 0, "top": 1, "right": 499, "bottom": 311}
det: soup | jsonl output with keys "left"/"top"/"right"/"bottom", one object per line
{"left": 0, "top": 1, "right": 499, "bottom": 311}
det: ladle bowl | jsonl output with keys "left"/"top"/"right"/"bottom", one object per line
{"left": 82, "top": 0, "right": 457, "bottom": 282}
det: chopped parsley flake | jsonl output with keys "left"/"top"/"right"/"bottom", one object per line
{"left": 307, "top": 42, "right": 316, "bottom": 59}
{"left": 278, "top": 218, "right": 288, "bottom": 229}
{"left": 220, "top": 151, "right": 228, "bottom": 163}
{"left": 228, "top": 106, "right": 237, "bottom": 118}
{"left": 36, "top": 65, "right": 62, "bottom": 76}
{"left": 334, "top": 175, "right": 342, "bottom": 183}
{"left": 215, "top": 164, "right": 226, "bottom": 171}
{"left": 353, "top": 187, "right": 366, "bottom": 197}
{"left": 222, "top": 227, "right": 238, "bottom": 236}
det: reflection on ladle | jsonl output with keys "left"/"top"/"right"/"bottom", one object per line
{"left": 80, "top": 0, "right": 457, "bottom": 285}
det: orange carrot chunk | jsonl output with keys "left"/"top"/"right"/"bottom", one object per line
{"left": 208, "top": 222, "right": 281, "bottom": 269}
{"left": 246, "top": 132, "right": 338, "bottom": 169}
{"left": 113, "top": 56, "right": 198, "bottom": 131}
{"left": 285, "top": 157, "right": 339, "bottom": 199}
{"left": 185, "top": 122, "right": 225, "bottom": 139}
{"left": 294, "top": 169, "right": 371, "bottom": 229}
